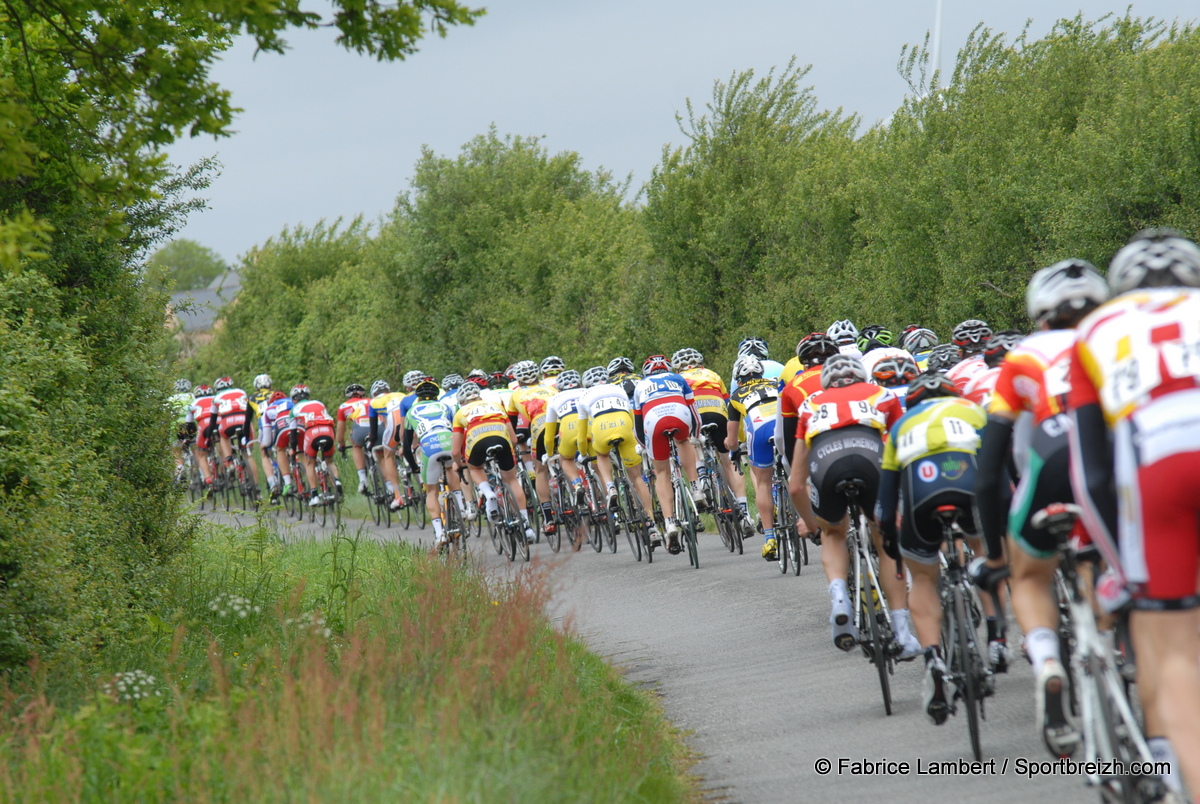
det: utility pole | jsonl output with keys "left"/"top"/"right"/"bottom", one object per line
{"left": 932, "top": 0, "right": 944, "bottom": 88}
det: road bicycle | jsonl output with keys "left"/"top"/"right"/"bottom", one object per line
{"left": 434, "top": 456, "right": 467, "bottom": 559}
{"left": 580, "top": 456, "right": 617, "bottom": 554}
{"left": 607, "top": 438, "right": 652, "bottom": 562}
{"left": 286, "top": 449, "right": 309, "bottom": 521}
{"left": 545, "top": 455, "right": 583, "bottom": 553}
{"left": 770, "top": 437, "right": 804, "bottom": 575}
{"left": 934, "top": 504, "right": 993, "bottom": 760}
{"left": 397, "top": 457, "right": 426, "bottom": 531}
{"left": 483, "top": 445, "right": 528, "bottom": 563}
{"left": 663, "top": 429, "right": 700, "bottom": 568}
{"left": 516, "top": 446, "right": 542, "bottom": 537}
{"left": 310, "top": 446, "right": 342, "bottom": 527}
{"left": 1032, "top": 503, "right": 1165, "bottom": 804}
{"left": 179, "top": 441, "right": 204, "bottom": 505}
{"left": 458, "top": 466, "right": 483, "bottom": 540}
{"left": 363, "top": 445, "right": 392, "bottom": 528}
{"left": 264, "top": 447, "right": 284, "bottom": 512}
{"left": 840, "top": 478, "right": 896, "bottom": 716}
{"left": 699, "top": 424, "right": 743, "bottom": 556}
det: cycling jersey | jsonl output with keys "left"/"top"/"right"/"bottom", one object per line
{"left": 214, "top": 387, "right": 254, "bottom": 440}
{"left": 961, "top": 366, "right": 999, "bottom": 408}
{"left": 680, "top": 367, "right": 729, "bottom": 416}
{"left": 482, "top": 387, "right": 512, "bottom": 410}
{"left": 610, "top": 372, "right": 642, "bottom": 402}
{"left": 453, "top": 399, "right": 513, "bottom": 457}
{"left": 633, "top": 372, "right": 698, "bottom": 462}
{"left": 543, "top": 387, "right": 586, "bottom": 460}
{"left": 576, "top": 384, "right": 639, "bottom": 468}
{"left": 1069, "top": 288, "right": 1200, "bottom": 602}
{"left": 507, "top": 384, "right": 555, "bottom": 443}
{"left": 189, "top": 396, "right": 216, "bottom": 449}
{"left": 338, "top": 397, "right": 371, "bottom": 428}
{"left": 795, "top": 382, "right": 904, "bottom": 447}
{"left": 368, "top": 391, "right": 405, "bottom": 449}
{"left": 290, "top": 399, "right": 336, "bottom": 458}
{"left": 261, "top": 396, "right": 295, "bottom": 450}
{"left": 728, "top": 378, "right": 780, "bottom": 469}
{"left": 729, "top": 359, "right": 783, "bottom": 395}
{"left": 168, "top": 392, "right": 193, "bottom": 425}
{"left": 946, "top": 355, "right": 988, "bottom": 394}
{"left": 882, "top": 397, "right": 986, "bottom": 473}
{"left": 780, "top": 356, "right": 803, "bottom": 385}
{"left": 405, "top": 398, "right": 456, "bottom": 484}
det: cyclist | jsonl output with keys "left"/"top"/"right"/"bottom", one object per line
{"left": 539, "top": 356, "right": 566, "bottom": 391}
{"left": 439, "top": 374, "right": 464, "bottom": 412}
{"left": 729, "top": 337, "right": 783, "bottom": 393}
{"left": 367, "top": 379, "right": 408, "bottom": 511}
{"left": 169, "top": 379, "right": 194, "bottom": 478}
{"left": 607, "top": 356, "right": 642, "bottom": 401}
{"left": 483, "top": 371, "right": 513, "bottom": 409}
{"left": 335, "top": 383, "right": 372, "bottom": 495}
{"left": 856, "top": 324, "right": 896, "bottom": 355}
{"left": 633, "top": 354, "right": 704, "bottom": 555}
{"left": 261, "top": 389, "right": 294, "bottom": 502}
{"left": 973, "top": 259, "right": 1107, "bottom": 756}
{"left": 287, "top": 385, "right": 342, "bottom": 506}
{"left": 877, "top": 372, "right": 987, "bottom": 724}
{"left": 213, "top": 377, "right": 260, "bottom": 487}
{"left": 1068, "top": 229, "right": 1200, "bottom": 793}
{"left": 404, "top": 378, "right": 469, "bottom": 548}
{"left": 189, "top": 384, "right": 217, "bottom": 487}
{"left": 251, "top": 373, "right": 274, "bottom": 412}
{"left": 925, "top": 343, "right": 962, "bottom": 374}
{"left": 786, "top": 355, "right": 914, "bottom": 654}
{"left": 543, "top": 369, "right": 588, "bottom": 506}
{"left": 674, "top": 347, "right": 746, "bottom": 523}
{"left": 778, "top": 333, "right": 839, "bottom": 469}
{"left": 901, "top": 327, "right": 938, "bottom": 370}
{"left": 962, "top": 330, "right": 1024, "bottom": 408}
{"left": 946, "top": 319, "right": 994, "bottom": 393}
{"left": 507, "top": 360, "right": 557, "bottom": 532}
{"left": 577, "top": 366, "right": 658, "bottom": 542}
{"left": 725, "top": 356, "right": 781, "bottom": 560}
{"left": 452, "top": 382, "right": 536, "bottom": 542}
{"left": 827, "top": 319, "right": 862, "bottom": 358}
{"left": 868, "top": 352, "right": 920, "bottom": 408}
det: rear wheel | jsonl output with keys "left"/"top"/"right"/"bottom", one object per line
{"left": 788, "top": 530, "right": 802, "bottom": 576}
{"left": 367, "top": 463, "right": 384, "bottom": 526}
{"left": 318, "top": 471, "right": 329, "bottom": 527}
{"left": 861, "top": 539, "right": 892, "bottom": 716}
{"left": 955, "top": 583, "right": 982, "bottom": 760}
{"left": 444, "top": 497, "right": 464, "bottom": 559}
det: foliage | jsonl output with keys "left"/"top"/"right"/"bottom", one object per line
{"left": 0, "top": 520, "right": 693, "bottom": 802}
{"left": 148, "top": 238, "right": 229, "bottom": 291}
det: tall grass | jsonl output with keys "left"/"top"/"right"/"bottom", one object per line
{"left": 0, "top": 517, "right": 692, "bottom": 802}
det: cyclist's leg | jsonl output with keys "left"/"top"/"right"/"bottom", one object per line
{"left": 745, "top": 420, "right": 775, "bottom": 548}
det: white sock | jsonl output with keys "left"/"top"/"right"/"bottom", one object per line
{"left": 891, "top": 609, "right": 912, "bottom": 640}
{"left": 454, "top": 490, "right": 465, "bottom": 507}
{"left": 386, "top": 481, "right": 395, "bottom": 494}
{"left": 267, "top": 475, "right": 278, "bottom": 490}
{"left": 478, "top": 481, "right": 496, "bottom": 502}
{"left": 1146, "top": 737, "right": 1182, "bottom": 793}
{"left": 283, "top": 476, "right": 292, "bottom": 488}
{"left": 357, "top": 469, "right": 367, "bottom": 483}
{"left": 432, "top": 518, "right": 444, "bottom": 538}
{"left": 1024, "top": 627, "right": 1059, "bottom": 676}
{"left": 829, "top": 578, "right": 849, "bottom": 605}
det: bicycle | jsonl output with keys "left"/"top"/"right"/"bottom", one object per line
{"left": 1031, "top": 503, "right": 1165, "bottom": 803}
{"left": 434, "top": 456, "right": 466, "bottom": 559}
{"left": 516, "top": 446, "right": 542, "bottom": 537}
{"left": 483, "top": 445, "right": 528, "bottom": 563}
{"left": 311, "top": 449, "right": 341, "bottom": 527}
{"left": 607, "top": 439, "right": 651, "bottom": 562}
{"left": 546, "top": 455, "right": 582, "bottom": 553}
{"left": 840, "top": 478, "right": 896, "bottom": 716}
{"left": 363, "top": 446, "right": 392, "bottom": 528}
{"left": 180, "top": 441, "right": 204, "bottom": 505}
{"left": 699, "top": 424, "right": 743, "bottom": 556}
{"left": 770, "top": 439, "right": 804, "bottom": 575}
{"left": 934, "top": 504, "right": 993, "bottom": 760}
{"left": 286, "top": 450, "right": 309, "bottom": 521}
{"left": 580, "top": 456, "right": 617, "bottom": 554}
{"left": 662, "top": 429, "right": 700, "bottom": 568}
{"left": 230, "top": 442, "right": 260, "bottom": 512}
{"left": 397, "top": 458, "right": 426, "bottom": 531}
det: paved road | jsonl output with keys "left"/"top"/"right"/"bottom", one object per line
{"left": 212, "top": 506, "right": 1093, "bottom": 804}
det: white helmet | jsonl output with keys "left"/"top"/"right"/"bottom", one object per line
{"left": 826, "top": 319, "right": 859, "bottom": 346}
{"left": 402, "top": 370, "right": 425, "bottom": 391}
{"left": 1108, "top": 229, "right": 1200, "bottom": 294}
{"left": 582, "top": 366, "right": 608, "bottom": 388}
{"left": 1026, "top": 259, "right": 1108, "bottom": 323}
{"left": 900, "top": 328, "right": 937, "bottom": 354}
{"left": 253, "top": 373, "right": 272, "bottom": 390}
{"left": 820, "top": 354, "right": 868, "bottom": 390}
{"left": 510, "top": 360, "right": 540, "bottom": 385}
{"left": 456, "top": 383, "right": 481, "bottom": 405}
{"left": 733, "top": 355, "right": 764, "bottom": 382}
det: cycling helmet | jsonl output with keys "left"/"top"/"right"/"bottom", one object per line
{"left": 820, "top": 354, "right": 868, "bottom": 390}
{"left": 857, "top": 326, "right": 894, "bottom": 353}
{"left": 344, "top": 383, "right": 366, "bottom": 398}
{"left": 1108, "top": 228, "right": 1200, "bottom": 293}
{"left": 737, "top": 337, "right": 769, "bottom": 359}
{"left": 466, "top": 368, "right": 488, "bottom": 383}
{"left": 670, "top": 348, "right": 704, "bottom": 371}
{"left": 193, "top": 384, "right": 213, "bottom": 397}
{"left": 871, "top": 354, "right": 919, "bottom": 388}
{"left": 540, "top": 356, "right": 566, "bottom": 377}
{"left": 487, "top": 372, "right": 508, "bottom": 389}
{"left": 733, "top": 355, "right": 764, "bottom": 382}
{"left": 556, "top": 370, "right": 582, "bottom": 391}
{"left": 642, "top": 354, "right": 671, "bottom": 375}
{"left": 269, "top": 390, "right": 287, "bottom": 403}
{"left": 826, "top": 319, "right": 859, "bottom": 346}
{"left": 402, "top": 370, "right": 425, "bottom": 391}
{"left": 901, "top": 327, "right": 937, "bottom": 354}
{"left": 925, "top": 343, "right": 962, "bottom": 373}
{"left": 214, "top": 376, "right": 234, "bottom": 391}
{"left": 1026, "top": 259, "right": 1108, "bottom": 325}
{"left": 951, "top": 319, "right": 993, "bottom": 356}
{"left": 414, "top": 379, "right": 441, "bottom": 400}
{"left": 511, "top": 360, "right": 540, "bottom": 385}
{"left": 582, "top": 366, "right": 609, "bottom": 388}
{"left": 441, "top": 373, "right": 464, "bottom": 391}
{"left": 906, "top": 372, "right": 960, "bottom": 407}
{"left": 456, "top": 383, "right": 482, "bottom": 405}
{"left": 795, "top": 333, "right": 840, "bottom": 367}
{"left": 983, "top": 330, "right": 1025, "bottom": 368}
{"left": 173, "top": 378, "right": 192, "bottom": 394}
{"left": 253, "top": 373, "right": 272, "bottom": 390}
{"left": 289, "top": 384, "right": 310, "bottom": 401}
{"left": 370, "top": 379, "right": 390, "bottom": 397}
{"left": 607, "top": 357, "right": 635, "bottom": 376}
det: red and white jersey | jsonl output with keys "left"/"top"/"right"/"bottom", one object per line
{"left": 189, "top": 396, "right": 215, "bottom": 424}
{"left": 632, "top": 373, "right": 695, "bottom": 416}
{"left": 989, "top": 329, "right": 1075, "bottom": 424}
{"left": 796, "top": 382, "right": 904, "bottom": 447}
{"left": 1069, "top": 288, "right": 1200, "bottom": 425}
{"left": 337, "top": 397, "right": 371, "bottom": 428}
{"left": 962, "top": 365, "right": 1001, "bottom": 408}
{"left": 289, "top": 399, "right": 334, "bottom": 430}
{"left": 946, "top": 355, "right": 988, "bottom": 394}
{"left": 214, "top": 387, "right": 250, "bottom": 417}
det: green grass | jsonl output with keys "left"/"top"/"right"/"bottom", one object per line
{"left": 0, "top": 516, "right": 694, "bottom": 802}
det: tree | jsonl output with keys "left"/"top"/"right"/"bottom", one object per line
{"left": 149, "top": 238, "right": 229, "bottom": 290}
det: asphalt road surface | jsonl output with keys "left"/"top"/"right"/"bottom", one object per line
{"left": 210, "top": 505, "right": 1094, "bottom": 804}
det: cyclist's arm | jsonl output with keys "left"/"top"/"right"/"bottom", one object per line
{"left": 725, "top": 415, "right": 739, "bottom": 452}
{"left": 543, "top": 414, "right": 559, "bottom": 458}
{"left": 1066, "top": 343, "right": 1121, "bottom": 573}
{"left": 401, "top": 425, "right": 419, "bottom": 472}
{"left": 335, "top": 415, "right": 346, "bottom": 447}
{"left": 451, "top": 430, "right": 465, "bottom": 469}
{"left": 368, "top": 406, "right": 379, "bottom": 448}
{"left": 975, "top": 413, "right": 1016, "bottom": 561}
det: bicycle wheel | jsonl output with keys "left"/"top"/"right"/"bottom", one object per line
{"left": 401, "top": 483, "right": 412, "bottom": 530}
{"left": 677, "top": 481, "right": 700, "bottom": 569}
{"left": 487, "top": 508, "right": 505, "bottom": 555}
{"left": 954, "top": 582, "right": 982, "bottom": 760}
{"left": 318, "top": 470, "right": 329, "bottom": 528}
{"left": 416, "top": 490, "right": 427, "bottom": 529}
{"left": 589, "top": 508, "right": 604, "bottom": 553}
{"left": 521, "top": 471, "right": 541, "bottom": 534}
{"left": 443, "top": 497, "right": 464, "bottom": 559}
{"left": 862, "top": 545, "right": 893, "bottom": 716}
{"left": 800, "top": 528, "right": 810, "bottom": 565}
{"left": 503, "top": 484, "right": 527, "bottom": 562}
{"left": 367, "top": 463, "right": 384, "bottom": 526}
{"left": 788, "top": 530, "right": 802, "bottom": 576}
{"left": 623, "top": 515, "right": 642, "bottom": 561}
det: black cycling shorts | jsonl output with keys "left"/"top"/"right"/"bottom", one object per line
{"left": 1009, "top": 416, "right": 1074, "bottom": 559}
{"left": 468, "top": 435, "right": 515, "bottom": 471}
{"left": 808, "top": 426, "right": 883, "bottom": 524}
{"left": 898, "top": 450, "right": 980, "bottom": 565}
{"left": 699, "top": 412, "right": 730, "bottom": 454}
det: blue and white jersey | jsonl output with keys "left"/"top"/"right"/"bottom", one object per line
{"left": 405, "top": 398, "right": 454, "bottom": 438}
{"left": 264, "top": 396, "right": 296, "bottom": 432}
{"left": 729, "top": 359, "right": 785, "bottom": 395}
{"left": 632, "top": 372, "right": 694, "bottom": 415}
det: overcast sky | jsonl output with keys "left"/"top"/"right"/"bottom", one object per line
{"left": 164, "top": 1, "right": 1200, "bottom": 264}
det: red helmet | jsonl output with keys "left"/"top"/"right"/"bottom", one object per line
{"left": 642, "top": 354, "right": 670, "bottom": 374}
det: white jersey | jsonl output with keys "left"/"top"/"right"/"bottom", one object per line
{"left": 545, "top": 387, "right": 586, "bottom": 424}
{"left": 576, "top": 383, "right": 634, "bottom": 421}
